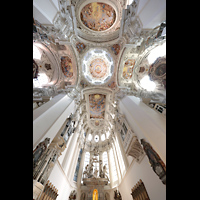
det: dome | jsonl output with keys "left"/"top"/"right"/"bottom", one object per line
{"left": 89, "top": 58, "right": 108, "bottom": 79}
{"left": 82, "top": 49, "right": 114, "bottom": 84}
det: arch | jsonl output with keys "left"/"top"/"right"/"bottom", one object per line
{"left": 93, "top": 189, "right": 98, "bottom": 200}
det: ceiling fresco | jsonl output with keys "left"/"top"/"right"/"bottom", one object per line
{"left": 80, "top": 2, "right": 116, "bottom": 31}
{"left": 89, "top": 94, "right": 106, "bottom": 119}
{"left": 122, "top": 59, "right": 135, "bottom": 79}
{"left": 89, "top": 58, "right": 108, "bottom": 79}
{"left": 61, "top": 56, "right": 73, "bottom": 78}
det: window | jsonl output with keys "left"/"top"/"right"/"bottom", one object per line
{"left": 73, "top": 148, "right": 83, "bottom": 182}
{"left": 101, "top": 134, "right": 105, "bottom": 141}
{"left": 33, "top": 73, "right": 49, "bottom": 88}
{"left": 120, "top": 130, "right": 125, "bottom": 141}
{"left": 106, "top": 131, "right": 110, "bottom": 138}
{"left": 140, "top": 75, "right": 156, "bottom": 91}
{"left": 88, "top": 133, "right": 92, "bottom": 141}
{"left": 122, "top": 123, "right": 127, "bottom": 134}
{"left": 94, "top": 135, "right": 99, "bottom": 142}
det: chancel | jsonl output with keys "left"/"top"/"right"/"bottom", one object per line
{"left": 33, "top": 0, "right": 166, "bottom": 199}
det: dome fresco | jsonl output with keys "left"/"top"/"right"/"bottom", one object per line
{"left": 89, "top": 58, "right": 108, "bottom": 79}
{"left": 82, "top": 49, "right": 113, "bottom": 84}
{"left": 80, "top": 2, "right": 116, "bottom": 31}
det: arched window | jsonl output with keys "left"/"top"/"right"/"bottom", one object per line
{"left": 94, "top": 135, "right": 99, "bottom": 142}
{"left": 88, "top": 133, "right": 92, "bottom": 141}
{"left": 73, "top": 148, "right": 83, "bottom": 182}
{"left": 106, "top": 131, "right": 110, "bottom": 138}
{"left": 101, "top": 134, "right": 105, "bottom": 141}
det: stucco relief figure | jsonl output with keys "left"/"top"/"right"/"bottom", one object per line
{"left": 81, "top": 193, "right": 86, "bottom": 200}
{"left": 33, "top": 59, "right": 39, "bottom": 79}
{"left": 69, "top": 190, "right": 76, "bottom": 199}
{"left": 33, "top": 138, "right": 50, "bottom": 168}
{"left": 93, "top": 146, "right": 99, "bottom": 156}
{"left": 93, "top": 168, "right": 98, "bottom": 178}
{"left": 103, "top": 165, "right": 109, "bottom": 180}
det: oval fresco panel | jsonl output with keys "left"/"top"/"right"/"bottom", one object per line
{"left": 80, "top": 2, "right": 116, "bottom": 31}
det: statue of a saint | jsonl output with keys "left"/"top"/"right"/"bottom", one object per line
{"left": 33, "top": 138, "right": 50, "bottom": 168}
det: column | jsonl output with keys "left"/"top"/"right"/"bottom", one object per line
{"left": 62, "top": 132, "right": 78, "bottom": 175}
{"left": 111, "top": 142, "right": 121, "bottom": 184}
{"left": 33, "top": 94, "right": 74, "bottom": 149}
{"left": 68, "top": 143, "right": 80, "bottom": 182}
{"left": 119, "top": 96, "right": 166, "bottom": 164}
{"left": 107, "top": 149, "right": 113, "bottom": 188}
{"left": 115, "top": 131, "right": 129, "bottom": 171}
{"left": 113, "top": 136, "right": 125, "bottom": 176}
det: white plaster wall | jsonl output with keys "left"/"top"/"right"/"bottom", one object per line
{"left": 117, "top": 156, "right": 166, "bottom": 200}
{"left": 33, "top": 0, "right": 58, "bottom": 24}
{"left": 119, "top": 96, "right": 166, "bottom": 164}
{"left": 48, "top": 161, "right": 76, "bottom": 200}
{"left": 137, "top": 0, "right": 166, "bottom": 29}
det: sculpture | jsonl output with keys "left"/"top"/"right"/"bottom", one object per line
{"left": 93, "top": 146, "right": 99, "bottom": 156}
{"left": 33, "top": 138, "right": 50, "bottom": 168}
{"left": 93, "top": 168, "right": 98, "bottom": 178}
{"left": 102, "top": 165, "right": 109, "bottom": 180}
{"left": 81, "top": 193, "right": 86, "bottom": 200}
{"left": 69, "top": 190, "right": 76, "bottom": 200}
{"left": 141, "top": 139, "right": 166, "bottom": 184}
{"left": 114, "top": 190, "right": 122, "bottom": 200}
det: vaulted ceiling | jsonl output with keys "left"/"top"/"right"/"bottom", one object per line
{"left": 33, "top": 0, "right": 166, "bottom": 144}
